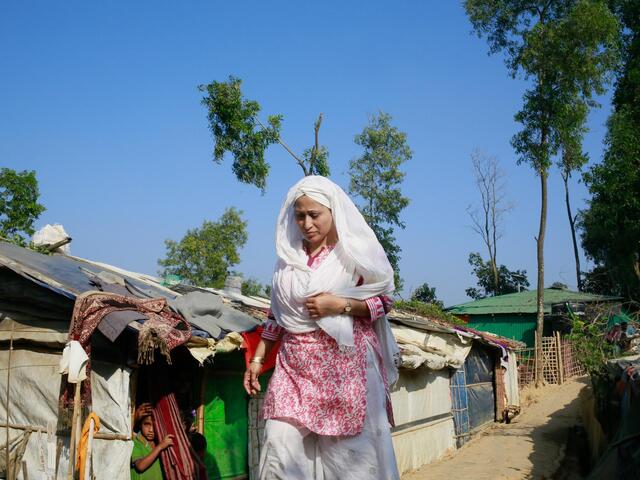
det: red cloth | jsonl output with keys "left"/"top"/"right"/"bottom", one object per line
{"left": 242, "top": 326, "right": 280, "bottom": 374}
{"left": 149, "top": 374, "right": 195, "bottom": 480}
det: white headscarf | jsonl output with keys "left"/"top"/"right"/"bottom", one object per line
{"left": 270, "top": 175, "right": 400, "bottom": 384}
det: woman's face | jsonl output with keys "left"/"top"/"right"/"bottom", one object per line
{"left": 294, "top": 195, "right": 336, "bottom": 248}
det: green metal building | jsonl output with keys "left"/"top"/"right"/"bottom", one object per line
{"left": 446, "top": 288, "right": 617, "bottom": 347}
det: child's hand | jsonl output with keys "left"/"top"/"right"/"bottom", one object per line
{"left": 159, "top": 434, "right": 174, "bottom": 450}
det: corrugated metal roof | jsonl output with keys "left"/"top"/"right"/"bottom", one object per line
{"left": 447, "top": 288, "right": 618, "bottom": 315}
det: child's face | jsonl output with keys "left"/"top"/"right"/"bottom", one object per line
{"left": 140, "top": 416, "right": 155, "bottom": 442}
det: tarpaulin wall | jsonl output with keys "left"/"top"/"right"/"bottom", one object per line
{"left": 450, "top": 344, "right": 496, "bottom": 446}
{"left": 464, "top": 344, "right": 496, "bottom": 430}
{"left": 0, "top": 349, "right": 132, "bottom": 480}
{"left": 390, "top": 369, "right": 456, "bottom": 476}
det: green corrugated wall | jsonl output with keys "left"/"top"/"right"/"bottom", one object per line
{"left": 466, "top": 313, "right": 537, "bottom": 347}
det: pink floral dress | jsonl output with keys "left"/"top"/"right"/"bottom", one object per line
{"left": 261, "top": 246, "right": 394, "bottom": 436}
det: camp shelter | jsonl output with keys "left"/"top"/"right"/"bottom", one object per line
{"left": 586, "top": 355, "right": 640, "bottom": 479}
{"left": 0, "top": 241, "right": 263, "bottom": 480}
{"left": 1, "top": 240, "right": 525, "bottom": 479}
{"left": 382, "top": 310, "right": 524, "bottom": 474}
{"left": 446, "top": 288, "right": 618, "bottom": 347}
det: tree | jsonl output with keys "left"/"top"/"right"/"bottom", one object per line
{"left": 241, "top": 277, "right": 267, "bottom": 298}
{"left": 411, "top": 282, "right": 444, "bottom": 308}
{"left": 199, "top": 76, "right": 329, "bottom": 191}
{"left": 466, "top": 252, "right": 530, "bottom": 300}
{"left": 580, "top": 0, "right": 640, "bottom": 301}
{"left": 557, "top": 99, "right": 589, "bottom": 291}
{"left": 465, "top": 0, "right": 619, "bottom": 384}
{"left": 349, "top": 112, "right": 411, "bottom": 291}
{"left": 158, "top": 207, "right": 248, "bottom": 288}
{"left": 550, "top": 281, "right": 568, "bottom": 289}
{"left": 0, "top": 168, "right": 46, "bottom": 246}
{"left": 467, "top": 150, "right": 511, "bottom": 294}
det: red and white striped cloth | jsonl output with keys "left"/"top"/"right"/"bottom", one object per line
{"left": 150, "top": 387, "right": 195, "bottom": 480}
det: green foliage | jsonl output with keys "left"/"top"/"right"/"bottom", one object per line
{"left": 567, "top": 309, "right": 616, "bottom": 375}
{"left": 550, "top": 281, "right": 568, "bottom": 289}
{"left": 199, "top": 76, "right": 283, "bottom": 191}
{"left": 302, "top": 145, "right": 330, "bottom": 177}
{"left": 466, "top": 252, "right": 530, "bottom": 299}
{"left": 411, "top": 282, "right": 444, "bottom": 308}
{"left": 393, "top": 299, "right": 466, "bottom": 326}
{"left": 241, "top": 277, "right": 268, "bottom": 298}
{"left": 199, "top": 77, "right": 332, "bottom": 189}
{"left": 349, "top": 112, "right": 411, "bottom": 291}
{"left": 0, "top": 168, "right": 46, "bottom": 246}
{"left": 582, "top": 265, "right": 624, "bottom": 296}
{"left": 158, "top": 207, "right": 248, "bottom": 288}
{"left": 465, "top": 0, "right": 620, "bottom": 172}
{"left": 580, "top": 3, "right": 640, "bottom": 300}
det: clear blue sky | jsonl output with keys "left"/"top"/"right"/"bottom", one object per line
{"left": 0, "top": 1, "right": 612, "bottom": 306}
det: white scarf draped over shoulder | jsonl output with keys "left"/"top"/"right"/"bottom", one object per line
{"left": 270, "top": 175, "right": 400, "bottom": 385}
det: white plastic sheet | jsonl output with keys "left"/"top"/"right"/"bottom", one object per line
{"left": 504, "top": 350, "right": 521, "bottom": 407}
{"left": 391, "top": 323, "right": 473, "bottom": 370}
{"left": 390, "top": 369, "right": 456, "bottom": 475}
{"left": 0, "top": 349, "right": 133, "bottom": 479}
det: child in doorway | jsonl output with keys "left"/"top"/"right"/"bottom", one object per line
{"left": 131, "top": 415, "right": 174, "bottom": 480}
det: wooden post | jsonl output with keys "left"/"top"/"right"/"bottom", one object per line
{"left": 534, "top": 333, "right": 539, "bottom": 385}
{"left": 556, "top": 332, "right": 564, "bottom": 384}
{"left": 197, "top": 369, "right": 206, "bottom": 434}
{"left": 67, "top": 381, "right": 82, "bottom": 480}
{"left": 5, "top": 322, "right": 15, "bottom": 480}
{"left": 130, "top": 369, "right": 138, "bottom": 434}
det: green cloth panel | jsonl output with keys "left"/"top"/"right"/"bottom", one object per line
{"left": 204, "top": 374, "right": 249, "bottom": 480}
{"left": 203, "top": 351, "right": 273, "bottom": 480}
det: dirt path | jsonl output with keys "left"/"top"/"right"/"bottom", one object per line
{"left": 402, "top": 377, "right": 589, "bottom": 480}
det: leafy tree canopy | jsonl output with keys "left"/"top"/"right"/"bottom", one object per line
{"left": 199, "top": 76, "right": 283, "bottom": 191}
{"left": 158, "top": 207, "right": 248, "bottom": 288}
{"left": 349, "top": 112, "right": 411, "bottom": 291}
{"left": 411, "top": 282, "right": 444, "bottom": 308}
{"left": 580, "top": 2, "right": 640, "bottom": 300}
{"left": 466, "top": 252, "right": 530, "bottom": 300}
{"left": 199, "top": 76, "right": 330, "bottom": 191}
{"left": 0, "top": 168, "right": 46, "bottom": 246}
{"left": 241, "top": 277, "right": 268, "bottom": 298}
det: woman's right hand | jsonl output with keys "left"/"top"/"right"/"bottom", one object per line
{"left": 243, "top": 362, "right": 262, "bottom": 396}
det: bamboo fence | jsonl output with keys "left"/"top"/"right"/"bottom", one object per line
{"left": 516, "top": 332, "right": 586, "bottom": 389}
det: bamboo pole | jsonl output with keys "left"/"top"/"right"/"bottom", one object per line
{"left": 534, "top": 334, "right": 539, "bottom": 385}
{"left": 0, "top": 423, "right": 130, "bottom": 441}
{"left": 67, "top": 381, "right": 82, "bottom": 480}
{"left": 197, "top": 369, "right": 206, "bottom": 434}
{"left": 5, "top": 322, "right": 15, "bottom": 480}
{"left": 557, "top": 331, "right": 564, "bottom": 384}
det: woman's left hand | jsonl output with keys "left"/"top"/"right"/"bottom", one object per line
{"left": 306, "top": 293, "right": 347, "bottom": 319}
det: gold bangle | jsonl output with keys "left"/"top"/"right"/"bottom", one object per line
{"left": 250, "top": 357, "right": 265, "bottom": 364}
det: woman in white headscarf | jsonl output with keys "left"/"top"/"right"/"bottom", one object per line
{"left": 243, "top": 175, "right": 400, "bottom": 480}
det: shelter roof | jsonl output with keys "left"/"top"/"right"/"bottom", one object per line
{"left": 446, "top": 288, "right": 619, "bottom": 316}
{"left": 0, "top": 241, "right": 262, "bottom": 338}
{"left": 389, "top": 309, "right": 525, "bottom": 351}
